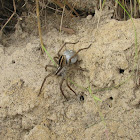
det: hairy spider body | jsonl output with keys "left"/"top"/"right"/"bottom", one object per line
{"left": 38, "top": 42, "right": 91, "bottom": 100}
{"left": 55, "top": 50, "right": 77, "bottom": 77}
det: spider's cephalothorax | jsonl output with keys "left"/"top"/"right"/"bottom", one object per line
{"left": 38, "top": 42, "right": 91, "bottom": 100}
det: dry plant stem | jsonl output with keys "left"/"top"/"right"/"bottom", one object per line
{"left": 138, "top": 0, "right": 140, "bottom": 12}
{"left": 65, "top": 0, "right": 79, "bottom": 17}
{"left": 114, "top": 1, "right": 119, "bottom": 19}
{"left": 100, "top": 0, "right": 102, "bottom": 10}
{"left": 0, "top": 0, "right": 16, "bottom": 32}
{"left": 57, "top": 42, "right": 78, "bottom": 57}
{"left": 123, "top": 0, "right": 126, "bottom": 20}
{"left": 130, "top": 0, "right": 133, "bottom": 17}
{"left": 52, "top": 0, "right": 79, "bottom": 17}
{"left": 135, "top": 45, "right": 140, "bottom": 86}
{"left": 36, "top": 0, "right": 44, "bottom": 52}
{"left": 60, "top": 4, "right": 65, "bottom": 32}
{"left": 52, "top": 0, "right": 74, "bottom": 17}
{"left": 45, "top": 7, "right": 47, "bottom": 26}
{"left": 46, "top": 5, "right": 63, "bottom": 13}
{"left": 125, "top": 0, "right": 126, "bottom": 19}
{"left": 64, "top": 1, "right": 77, "bottom": 19}
{"left": 135, "top": 61, "right": 139, "bottom": 87}
{"left": 134, "top": 0, "right": 137, "bottom": 17}
{"left": 97, "top": 0, "right": 102, "bottom": 29}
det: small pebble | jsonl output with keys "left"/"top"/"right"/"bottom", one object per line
{"left": 86, "top": 15, "right": 92, "bottom": 20}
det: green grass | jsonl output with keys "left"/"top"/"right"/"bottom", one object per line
{"left": 42, "top": 44, "right": 57, "bottom": 66}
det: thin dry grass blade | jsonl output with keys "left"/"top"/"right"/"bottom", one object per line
{"left": 0, "top": 0, "right": 16, "bottom": 32}
{"left": 130, "top": 0, "right": 133, "bottom": 17}
{"left": 36, "top": 0, "right": 44, "bottom": 52}
{"left": 60, "top": 4, "right": 65, "bottom": 32}
{"left": 134, "top": 0, "right": 137, "bottom": 17}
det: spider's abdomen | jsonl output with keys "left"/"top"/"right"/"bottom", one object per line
{"left": 63, "top": 50, "right": 78, "bottom": 64}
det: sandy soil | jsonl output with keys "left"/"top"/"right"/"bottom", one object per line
{"left": 0, "top": 13, "right": 140, "bottom": 140}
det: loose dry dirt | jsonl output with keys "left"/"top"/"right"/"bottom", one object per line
{"left": 0, "top": 13, "right": 140, "bottom": 140}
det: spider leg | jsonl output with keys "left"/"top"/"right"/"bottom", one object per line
{"left": 66, "top": 78, "right": 77, "bottom": 96}
{"left": 38, "top": 72, "right": 54, "bottom": 96}
{"left": 45, "top": 65, "right": 56, "bottom": 71}
{"left": 54, "top": 56, "right": 59, "bottom": 64}
{"left": 57, "top": 42, "right": 79, "bottom": 57}
{"left": 60, "top": 78, "right": 68, "bottom": 100}
{"left": 69, "top": 65, "right": 88, "bottom": 72}
{"left": 68, "top": 44, "right": 92, "bottom": 65}
{"left": 75, "top": 67, "right": 89, "bottom": 72}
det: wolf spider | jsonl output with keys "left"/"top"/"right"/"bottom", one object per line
{"left": 38, "top": 42, "right": 91, "bottom": 100}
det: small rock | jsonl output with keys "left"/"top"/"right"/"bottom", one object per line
{"left": 86, "top": 15, "right": 92, "bottom": 20}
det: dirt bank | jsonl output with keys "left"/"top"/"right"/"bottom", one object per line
{"left": 0, "top": 11, "right": 140, "bottom": 140}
